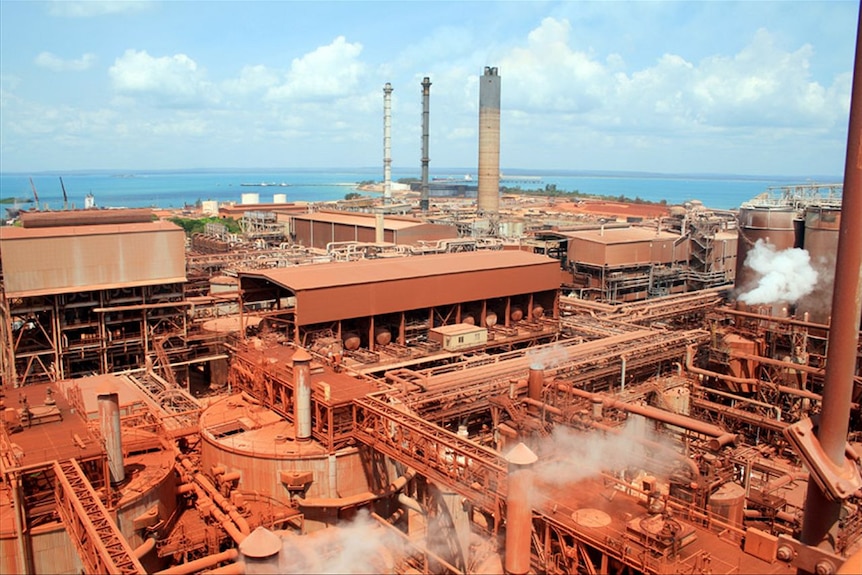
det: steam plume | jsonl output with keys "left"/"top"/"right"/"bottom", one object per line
{"left": 739, "top": 239, "right": 818, "bottom": 305}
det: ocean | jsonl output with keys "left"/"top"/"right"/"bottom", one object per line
{"left": 0, "top": 167, "right": 838, "bottom": 213}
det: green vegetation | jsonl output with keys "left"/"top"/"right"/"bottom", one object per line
{"left": 0, "top": 197, "right": 31, "bottom": 205}
{"left": 168, "top": 215, "right": 241, "bottom": 236}
{"left": 501, "top": 184, "right": 667, "bottom": 205}
{"left": 344, "top": 191, "right": 364, "bottom": 200}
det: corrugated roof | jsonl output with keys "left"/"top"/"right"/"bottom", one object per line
{"left": 0, "top": 220, "right": 180, "bottom": 240}
{"left": 1, "top": 221, "right": 186, "bottom": 297}
{"left": 564, "top": 227, "right": 683, "bottom": 244}
{"left": 243, "top": 250, "right": 556, "bottom": 291}
{"left": 292, "top": 211, "right": 426, "bottom": 230}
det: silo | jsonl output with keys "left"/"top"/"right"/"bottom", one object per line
{"left": 477, "top": 67, "right": 501, "bottom": 214}
{"left": 734, "top": 205, "right": 800, "bottom": 295}
{"left": 796, "top": 205, "right": 842, "bottom": 325}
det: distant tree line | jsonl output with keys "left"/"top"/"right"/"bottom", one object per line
{"left": 502, "top": 184, "right": 667, "bottom": 205}
{"left": 168, "top": 216, "right": 241, "bottom": 236}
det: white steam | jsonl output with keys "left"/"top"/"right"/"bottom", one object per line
{"left": 527, "top": 343, "right": 569, "bottom": 370}
{"left": 739, "top": 239, "right": 818, "bottom": 305}
{"left": 527, "top": 414, "right": 687, "bottom": 506}
{"left": 243, "top": 509, "right": 407, "bottom": 574}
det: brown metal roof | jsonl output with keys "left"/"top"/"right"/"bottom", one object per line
{"left": 292, "top": 210, "right": 427, "bottom": 230}
{"left": 564, "top": 227, "right": 683, "bottom": 245}
{"left": 241, "top": 251, "right": 561, "bottom": 325}
{"left": 1, "top": 221, "right": 186, "bottom": 297}
{"left": 247, "top": 250, "right": 555, "bottom": 291}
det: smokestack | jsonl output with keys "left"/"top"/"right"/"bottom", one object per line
{"left": 383, "top": 82, "right": 393, "bottom": 204}
{"left": 292, "top": 348, "right": 312, "bottom": 441}
{"left": 800, "top": 3, "right": 862, "bottom": 552}
{"left": 97, "top": 387, "right": 125, "bottom": 484}
{"left": 504, "top": 442, "right": 537, "bottom": 575}
{"left": 420, "top": 76, "right": 431, "bottom": 212}
{"left": 527, "top": 366, "right": 543, "bottom": 414}
{"left": 375, "top": 213, "right": 384, "bottom": 243}
{"left": 478, "top": 66, "right": 501, "bottom": 214}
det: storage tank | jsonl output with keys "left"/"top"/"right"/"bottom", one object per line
{"left": 273, "top": 193, "right": 287, "bottom": 203}
{"left": 708, "top": 482, "right": 746, "bottom": 528}
{"left": 342, "top": 332, "right": 361, "bottom": 351}
{"left": 241, "top": 192, "right": 260, "bottom": 205}
{"left": 374, "top": 326, "right": 392, "bottom": 346}
{"left": 735, "top": 205, "right": 800, "bottom": 295}
{"left": 796, "top": 205, "right": 841, "bottom": 326}
{"left": 201, "top": 200, "right": 219, "bottom": 216}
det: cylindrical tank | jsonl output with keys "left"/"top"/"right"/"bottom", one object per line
{"left": 273, "top": 193, "right": 287, "bottom": 204}
{"left": 735, "top": 205, "right": 800, "bottom": 295}
{"left": 532, "top": 305, "right": 544, "bottom": 319}
{"left": 241, "top": 192, "right": 260, "bottom": 205}
{"left": 374, "top": 327, "right": 392, "bottom": 346}
{"left": 201, "top": 200, "right": 219, "bottom": 216}
{"left": 796, "top": 205, "right": 841, "bottom": 325}
{"left": 504, "top": 443, "right": 538, "bottom": 575}
{"left": 293, "top": 348, "right": 312, "bottom": 441}
{"left": 708, "top": 482, "right": 746, "bottom": 528}
{"left": 342, "top": 332, "right": 361, "bottom": 351}
{"left": 484, "top": 311, "right": 498, "bottom": 327}
{"left": 461, "top": 314, "right": 476, "bottom": 325}
{"left": 510, "top": 306, "right": 524, "bottom": 322}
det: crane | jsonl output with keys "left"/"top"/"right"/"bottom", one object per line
{"left": 59, "top": 177, "right": 68, "bottom": 210}
{"left": 28, "top": 177, "right": 40, "bottom": 211}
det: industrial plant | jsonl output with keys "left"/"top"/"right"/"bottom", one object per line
{"left": 1, "top": 41, "right": 861, "bottom": 575}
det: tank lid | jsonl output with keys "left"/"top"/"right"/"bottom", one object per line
{"left": 291, "top": 347, "right": 312, "bottom": 364}
{"left": 239, "top": 526, "right": 282, "bottom": 558}
{"left": 505, "top": 442, "right": 538, "bottom": 466}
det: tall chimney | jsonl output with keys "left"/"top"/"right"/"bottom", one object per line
{"left": 420, "top": 76, "right": 432, "bottom": 212}
{"left": 98, "top": 387, "right": 125, "bottom": 484}
{"left": 504, "top": 442, "right": 537, "bottom": 575}
{"left": 292, "top": 348, "right": 312, "bottom": 441}
{"left": 383, "top": 82, "right": 393, "bottom": 204}
{"left": 527, "top": 366, "right": 544, "bottom": 414}
{"left": 478, "top": 67, "right": 501, "bottom": 214}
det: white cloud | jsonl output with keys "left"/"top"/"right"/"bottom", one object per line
{"left": 35, "top": 51, "right": 96, "bottom": 72}
{"left": 109, "top": 49, "right": 216, "bottom": 107}
{"left": 48, "top": 1, "right": 150, "bottom": 18}
{"left": 266, "top": 36, "right": 365, "bottom": 101}
{"left": 498, "top": 18, "right": 849, "bottom": 142}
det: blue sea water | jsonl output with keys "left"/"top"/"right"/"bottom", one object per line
{"left": 0, "top": 167, "right": 838, "bottom": 212}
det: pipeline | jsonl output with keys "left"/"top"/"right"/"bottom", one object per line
{"left": 133, "top": 536, "right": 157, "bottom": 560}
{"left": 155, "top": 549, "right": 239, "bottom": 575}
{"left": 296, "top": 468, "right": 416, "bottom": 509}
{"left": 553, "top": 383, "right": 736, "bottom": 450}
{"left": 178, "top": 457, "right": 250, "bottom": 540}
{"left": 203, "top": 561, "right": 246, "bottom": 575}
{"left": 521, "top": 396, "right": 702, "bottom": 485}
{"left": 684, "top": 345, "right": 832, "bottom": 405}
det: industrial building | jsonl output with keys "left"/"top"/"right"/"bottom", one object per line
{"left": 0, "top": 59, "right": 860, "bottom": 575}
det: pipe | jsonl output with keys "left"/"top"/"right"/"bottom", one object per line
{"left": 527, "top": 366, "right": 543, "bottom": 413}
{"left": 684, "top": 345, "right": 828, "bottom": 404}
{"left": 803, "top": 1, "right": 862, "bottom": 553}
{"left": 98, "top": 388, "right": 125, "bottom": 484}
{"left": 292, "top": 347, "right": 312, "bottom": 441}
{"left": 133, "top": 536, "right": 157, "bottom": 559}
{"left": 555, "top": 382, "right": 736, "bottom": 449}
{"left": 504, "top": 443, "right": 538, "bottom": 575}
{"left": 179, "top": 457, "right": 250, "bottom": 538}
{"left": 155, "top": 549, "right": 239, "bottom": 575}
{"left": 203, "top": 561, "right": 245, "bottom": 575}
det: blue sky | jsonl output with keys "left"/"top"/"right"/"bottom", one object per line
{"left": 0, "top": 0, "right": 857, "bottom": 176}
